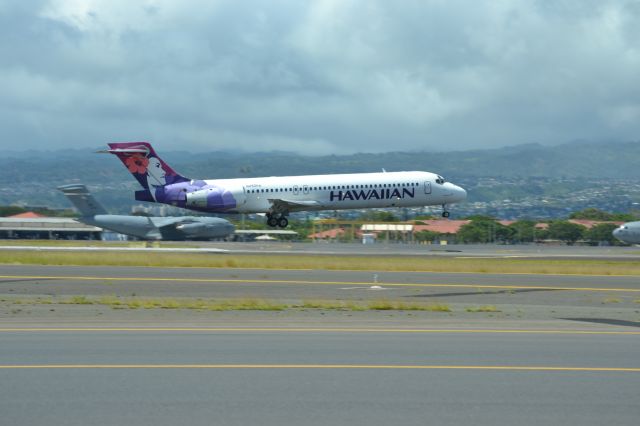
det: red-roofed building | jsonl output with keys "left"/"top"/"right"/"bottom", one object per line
{"left": 7, "top": 212, "right": 45, "bottom": 219}
{"left": 413, "top": 220, "right": 470, "bottom": 235}
{"left": 308, "top": 227, "right": 348, "bottom": 240}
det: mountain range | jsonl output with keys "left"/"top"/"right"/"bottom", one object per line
{"left": 2, "top": 140, "right": 638, "bottom": 215}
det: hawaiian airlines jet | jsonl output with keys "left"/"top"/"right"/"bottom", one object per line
{"left": 102, "top": 142, "right": 466, "bottom": 228}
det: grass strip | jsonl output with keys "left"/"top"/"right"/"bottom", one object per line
{"left": 4, "top": 297, "right": 452, "bottom": 312}
{"left": 466, "top": 305, "right": 501, "bottom": 313}
{"left": 0, "top": 251, "right": 639, "bottom": 275}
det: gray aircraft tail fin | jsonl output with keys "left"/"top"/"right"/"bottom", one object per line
{"left": 58, "top": 184, "right": 108, "bottom": 216}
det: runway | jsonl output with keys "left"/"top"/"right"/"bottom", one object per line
{"left": 1, "top": 263, "right": 639, "bottom": 424}
{"left": 0, "top": 328, "right": 639, "bottom": 426}
{"left": 1, "top": 264, "right": 639, "bottom": 326}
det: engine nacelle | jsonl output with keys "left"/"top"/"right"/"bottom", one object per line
{"left": 185, "top": 189, "right": 209, "bottom": 208}
{"left": 184, "top": 187, "right": 237, "bottom": 211}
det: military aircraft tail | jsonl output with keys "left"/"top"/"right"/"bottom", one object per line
{"left": 58, "top": 184, "right": 108, "bottom": 217}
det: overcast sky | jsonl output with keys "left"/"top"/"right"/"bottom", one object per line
{"left": 1, "top": 0, "right": 639, "bottom": 155}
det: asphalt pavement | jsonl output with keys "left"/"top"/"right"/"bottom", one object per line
{"left": 1, "top": 261, "right": 639, "bottom": 425}
{"left": 1, "top": 264, "right": 639, "bottom": 326}
{"left": 0, "top": 328, "right": 638, "bottom": 426}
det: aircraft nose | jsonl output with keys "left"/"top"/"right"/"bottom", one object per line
{"left": 441, "top": 182, "right": 466, "bottom": 203}
{"left": 455, "top": 185, "right": 467, "bottom": 202}
{"left": 448, "top": 184, "right": 467, "bottom": 202}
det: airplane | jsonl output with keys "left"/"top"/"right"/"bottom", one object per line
{"left": 58, "top": 184, "right": 235, "bottom": 240}
{"left": 612, "top": 221, "right": 640, "bottom": 244}
{"left": 101, "top": 142, "right": 467, "bottom": 228}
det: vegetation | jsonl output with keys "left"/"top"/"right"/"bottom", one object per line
{"left": 465, "top": 305, "right": 501, "bottom": 313}
{"left": 358, "top": 211, "right": 400, "bottom": 222}
{"left": 0, "top": 206, "right": 28, "bottom": 217}
{"left": 547, "top": 221, "right": 586, "bottom": 244}
{"left": 4, "top": 296, "right": 452, "bottom": 312}
{"left": 0, "top": 250, "right": 639, "bottom": 275}
{"left": 413, "top": 230, "right": 441, "bottom": 243}
{"left": 584, "top": 223, "right": 622, "bottom": 246}
{"left": 507, "top": 220, "right": 538, "bottom": 243}
{"left": 457, "top": 216, "right": 513, "bottom": 243}
{"left": 569, "top": 208, "right": 636, "bottom": 222}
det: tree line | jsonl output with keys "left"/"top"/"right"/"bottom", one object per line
{"left": 453, "top": 216, "right": 621, "bottom": 245}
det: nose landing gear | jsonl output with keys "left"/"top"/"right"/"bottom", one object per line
{"left": 441, "top": 204, "right": 450, "bottom": 218}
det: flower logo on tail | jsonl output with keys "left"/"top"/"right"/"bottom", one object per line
{"left": 125, "top": 154, "right": 149, "bottom": 174}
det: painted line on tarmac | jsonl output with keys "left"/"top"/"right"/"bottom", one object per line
{"left": 1, "top": 274, "right": 639, "bottom": 293}
{"left": 0, "top": 364, "right": 638, "bottom": 372}
{"left": 0, "top": 328, "right": 639, "bottom": 335}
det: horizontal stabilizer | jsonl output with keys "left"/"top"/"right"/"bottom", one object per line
{"left": 97, "top": 145, "right": 150, "bottom": 155}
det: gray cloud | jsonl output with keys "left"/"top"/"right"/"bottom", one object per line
{"left": 1, "top": 0, "right": 639, "bottom": 155}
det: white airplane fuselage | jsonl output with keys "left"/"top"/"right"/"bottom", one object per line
{"left": 189, "top": 171, "right": 466, "bottom": 214}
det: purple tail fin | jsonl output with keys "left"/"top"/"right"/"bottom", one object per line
{"left": 103, "top": 141, "right": 239, "bottom": 211}
{"left": 104, "top": 142, "right": 189, "bottom": 190}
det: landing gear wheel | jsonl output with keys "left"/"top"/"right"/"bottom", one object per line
{"left": 442, "top": 211, "right": 450, "bottom": 218}
{"left": 277, "top": 217, "right": 289, "bottom": 228}
{"left": 267, "top": 216, "right": 278, "bottom": 227}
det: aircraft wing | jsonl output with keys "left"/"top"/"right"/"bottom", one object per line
{"left": 148, "top": 217, "right": 196, "bottom": 229}
{"left": 268, "top": 198, "right": 322, "bottom": 214}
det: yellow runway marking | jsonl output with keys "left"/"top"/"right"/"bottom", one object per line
{"left": 0, "top": 328, "right": 639, "bottom": 335}
{"left": 1, "top": 274, "right": 639, "bottom": 293}
{"left": 0, "top": 364, "right": 638, "bottom": 372}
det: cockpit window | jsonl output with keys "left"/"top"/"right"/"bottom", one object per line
{"left": 435, "top": 175, "right": 445, "bottom": 185}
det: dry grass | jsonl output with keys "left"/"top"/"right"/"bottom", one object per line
{"left": 366, "top": 300, "right": 451, "bottom": 311}
{"left": 3, "top": 296, "right": 452, "bottom": 312}
{"left": 466, "top": 305, "right": 501, "bottom": 313}
{"left": 0, "top": 250, "right": 639, "bottom": 275}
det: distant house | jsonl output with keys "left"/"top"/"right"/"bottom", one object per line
{"left": 7, "top": 212, "right": 46, "bottom": 219}
{"left": 308, "top": 227, "right": 348, "bottom": 240}
{"left": 309, "top": 220, "right": 469, "bottom": 243}
{"left": 413, "top": 220, "right": 470, "bottom": 235}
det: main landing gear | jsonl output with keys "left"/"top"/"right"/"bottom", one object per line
{"left": 267, "top": 213, "right": 289, "bottom": 228}
{"left": 441, "top": 204, "right": 450, "bottom": 218}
